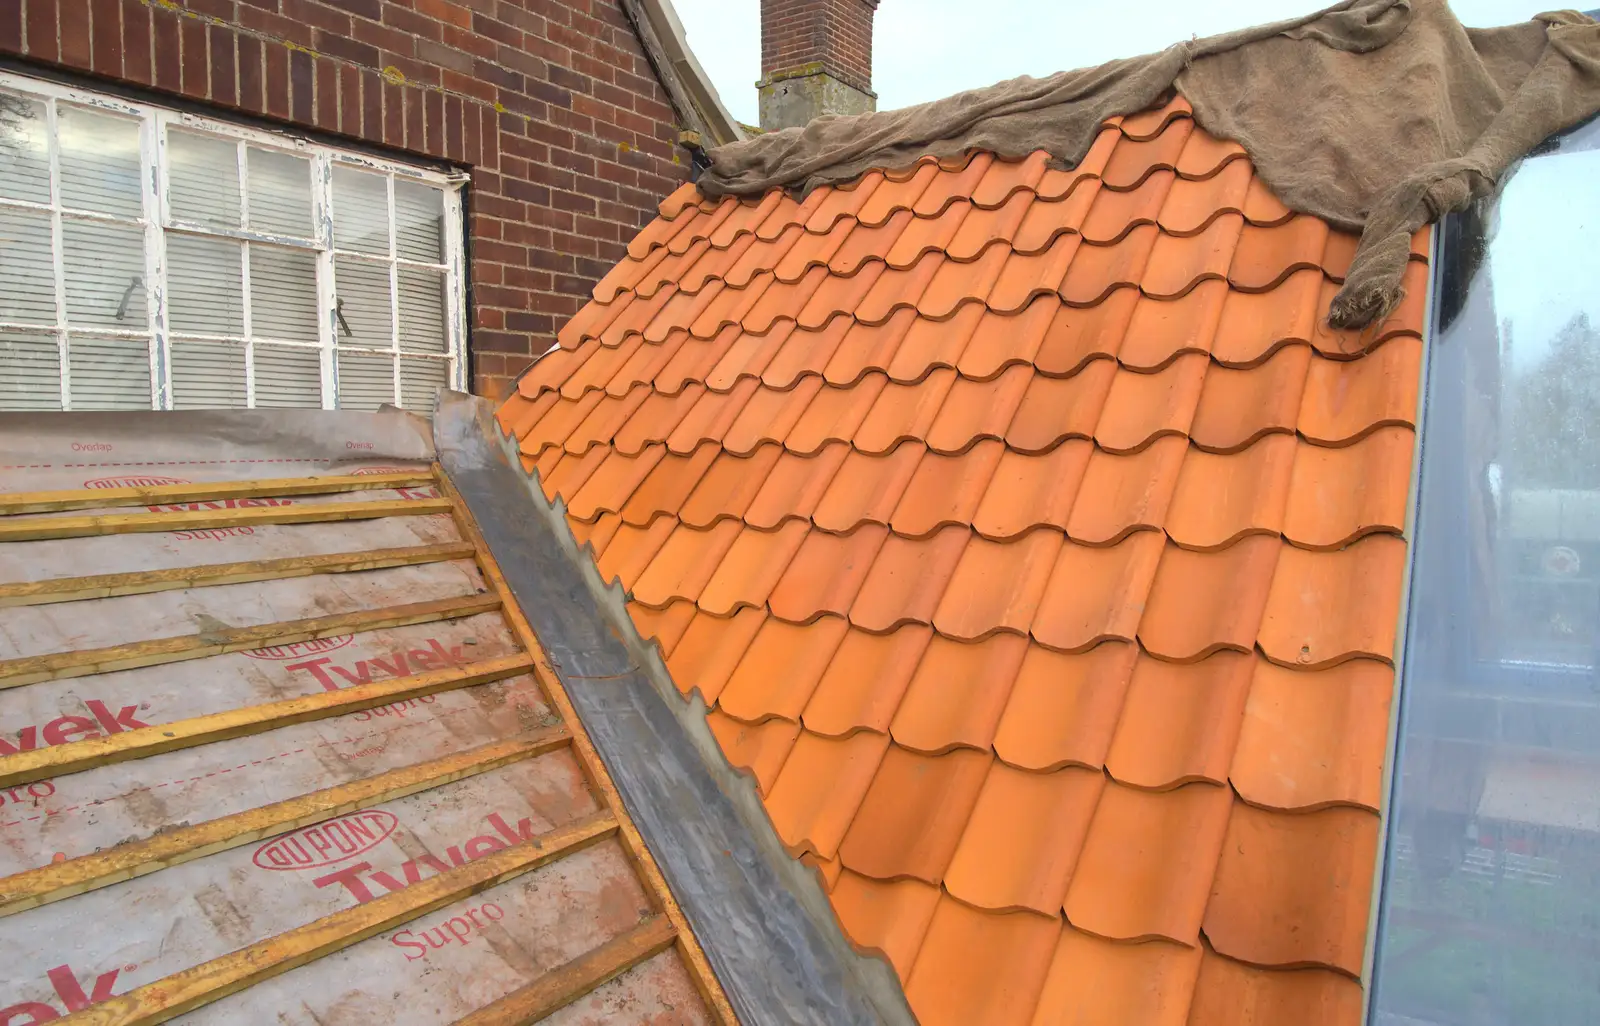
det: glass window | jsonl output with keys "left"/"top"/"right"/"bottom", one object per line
{"left": 1371, "top": 111, "right": 1600, "bottom": 1024}
{"left": 0, "top": 71, "right": 464, "bottom": 413}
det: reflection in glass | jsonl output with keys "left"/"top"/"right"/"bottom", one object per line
{"left": 1372, "top": 112, "right": 1600, "bottom": 1024}
{"left": 0, "top": 91, "right": 49, "bottom": 204}
{"left": 246, "top": 148, "right": 312, "bottom": 237}
{"left": 57, "top": 105, "right": 142, "bottom": 217}
{"left": 63, "top": 220, "right": 146, "bottom": 328}
{"left": 332, "top": 166, "right": 388, "bottom": 254}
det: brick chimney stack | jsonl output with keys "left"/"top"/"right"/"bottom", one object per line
{"left": 758, "top": 0, "right": 879, "bottom": 132}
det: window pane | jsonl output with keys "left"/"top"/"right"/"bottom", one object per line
{"left": 254, "top": 344, "right": 323, "bottom": 408}
{"left": 332, "top": 166, "right": 388, "bottom": 254}
{"left": 168, "top": 128, "right": 240, "bottom": 228}
{"left": 0, "top": 91, "right": 50, "bottom": 205}
{"left": 166, "top": 234, "right": 244, "bottom": 336}
{"left": 0, "top": 206, "right": 57, "bottom": 324}
{"left": 171, "top": 338, "right": 246, "bottom": 408}
{"left": 397, "top": 266, "right": 446, "bottom": 353}
{"left": 58, "top": 104, "right": 142, "bottom": 217}
{"left": 1372, "top": 113, "right": 1600, "bottom": 1024}
{"left": 67, "top": 335, "right": 149, "bottom": 409}
{"left": 246, "top": 147, "right": 312, "bottom": 238}
{"left": 63, "top": 220, "right": 146, "bottom": 329}
{"left": 334, "top": 257, "right": 392, "bottom": 349}
{"left": 337, "top": 351, "right": 394, "bottom": 410}
{"left": 0, "top": 332, "right": 61, "bottom": 410}
{"left": 394, "top": 180, "right": 443, "bottom": 262}
{"left": 399, "top": 356, "right": 448, "bottom": 411}
{"left": 250, "top": 245, "right": 319, "bottom": 342}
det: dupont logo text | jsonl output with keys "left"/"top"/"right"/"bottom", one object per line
{"left": 242, "top": 636, "right": 355, "bottom": 661}
{"left": 83, "top": 475, "right": 188, "bottom": 489}
{"left": 253, "top": 810, "right": 399, "bottom": 871}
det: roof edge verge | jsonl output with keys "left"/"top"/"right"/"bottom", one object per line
{"left": 432, "top": 389, "right": 913, "bottom": 1026}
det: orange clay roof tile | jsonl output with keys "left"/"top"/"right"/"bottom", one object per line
{"left": 944, "top": 763, "right": 1104, "bottom": 915}
{"left": 706, "top": 710, "right": 801, "bottom": 797}
{"left": 957, "top": 295, "right": 1060, "bottom": 379}
{"left": 768, "top": 523, "right": 890, "bottom": 624}
{"left": 746, "top": 441, "right": 851, "bottom": 528}
{"left": 971, "top": 151, "right": 1052, "bottom": 208}
{"left": 1101, "top": 116, "right": 1194, "bottom": 188}
{"left": 831, "top": 871, "right": 942, "bottom": 980}
{"left": 663, "top": 605, "right": 765, "bottom": 704}
{"left": 973, "top": 440, "right": 1094, "bottom": 540}
{"left": 1165, "top": 432, "right": 1297, "bottom": 550}
{"left": 496, "top": 98, "right": 1430, "bottom": 1026}
{"left": 904, "top": 899, "right": 1060, "bottom": 1026}
{"left": 1202, "top": 802, "right": 1378, "bottom": 976}
{"left": 571, "top": 513, "right": 622, "bottom": 560}
{"left": 1104, "top": 650, "right": 1255, "bottom": 789}
{"left": 1064, "top": 780, "right": 1233, "bottom": 943}
{"left": 697, "top": 520, "right": 810, "bottom": 616}
{"left": 718, "top": 613, "right": 850, "bottom": 724}
{"left": 1159, "top": 158, "right": 1254, "bottom": 235}
{"left": 1031, "top": 293, "right": 1135, "bottom": 376}
{"left": 1032, "top": 531, "right": 1165, "bottom": 652}
{"left": 1066, "top": 435, "right": 1186, "bottom": 545}
{"left": 1187, "top": 945, "right": 1363, "bottom": 1026}
{"left": 626, "top": 598, "right": 695, "bottom": 657}
{"left": 948, "top": 191, "right": 1033, "bottom": 260}
{"left": 1142, "top": 212, "right": 1244, "bottom": 299}
{"left": 838, "top": 745, "right": 994, "bottom": 885}
{"left": 1005, "top": 359, "right": 1118, "bottom": 452}
{"left": 890, "top": 632, "right": 1030, "bottom": 753}
{"left": 803, "top": 623, "right": 933, "bottom": 737}
{"left": 787, "top": 375, "right": 888, "bottom": 454}
{"left": 889, "top": 439, "right": 1005, "bottom": 537}
{"left": 1081, "top": 169, "right": 1174, "bottom": 245}
{"left": 1060, "top": 223, "right": 1158, "bottom": 306}
{"left": 765, "top": 728, "right": 891, "bottom": 859}
{"left": 1118, "top": 279, "right": 1228, "bottom": 370}
{"left": 1032, "top": 928, "right": 1203, "bottom": 1026}
{"left": 1013, "top": 177, "right": 1101, "bottom": 253}
{"left": 991, "top": 640, "right": 1137, "bottom": 771}
{"left": 813, "top": 441, "right": 925, "bottom": 532}
{"left": 1283, "top": 425, "right": 1414, "bottom": 548}
{"left": 594, "top": 516, "right": 675, "bottom": 589}
{"left": 631, "top": 519, "right": 743, "bottom": 608}
{"left": 1258, "top": 533, "right": 1407, "bottom": 667}
{"left": 1139, "top": 534, "right": 1282, "bottom": 661}
{"left": 848, "top": 525, "right": 969, "bottom": 632}
{"left": 828, "top": 308, "right": 923, "bottom": 385}
{"left": 1230, "top": 657, "right": 1394, "bottom": 812}
{"left": 926, "top": 365, "right": 1034, "bottom": 454}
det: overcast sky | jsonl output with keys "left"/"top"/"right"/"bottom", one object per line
{"left": 672, "top": 1, "right": 1560, "bottom": 126}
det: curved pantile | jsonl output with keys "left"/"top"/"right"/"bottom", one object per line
{"left": 498, "top": 94, "right": 1429, "bottom": 1026}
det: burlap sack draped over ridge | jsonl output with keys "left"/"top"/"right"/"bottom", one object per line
{"left": 697, "top": 0, "right": 1600, "bottom": 329}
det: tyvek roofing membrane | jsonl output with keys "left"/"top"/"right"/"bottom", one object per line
{"left": 0, "top": 407, "right": 762, "bottom": 1024}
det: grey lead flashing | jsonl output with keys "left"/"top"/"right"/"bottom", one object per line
{"left": 432, "top": 391, "right": 912, "bottom": 1026}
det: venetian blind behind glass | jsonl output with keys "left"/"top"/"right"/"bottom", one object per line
{"left": 56, "top": 105, "right": 141, "bottom": 216}
{"left": 246, "top": 147, "right": 312, "bottom": 238}
{"left": 0, "top": 206, "right": 55, "bottom": 323}
{"left": 168, "top": 129, "right": 241, "bottom": 228}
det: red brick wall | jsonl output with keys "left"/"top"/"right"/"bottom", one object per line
{"left": 0, "top": 0, "right": 690, "bottom": 400}
{"left": 760, "top": 0, "right": 876, "bottom": 93}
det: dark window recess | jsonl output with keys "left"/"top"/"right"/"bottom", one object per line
{"left": 1372, "top": 110, "right": 1600, "bottom": 1025}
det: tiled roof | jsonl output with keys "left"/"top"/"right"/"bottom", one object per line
{"left": 496, "top": 92, "right": 1429, "bottom": 1026}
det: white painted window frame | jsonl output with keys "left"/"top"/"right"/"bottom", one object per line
{"left": 0, "top": 69, "right": 470, "bottom": 412}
